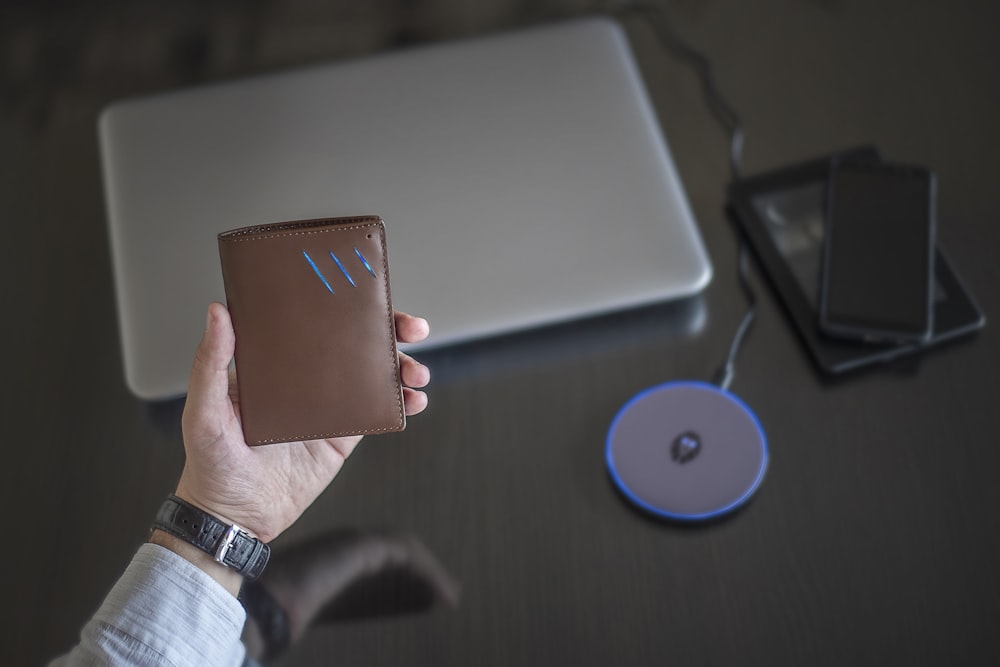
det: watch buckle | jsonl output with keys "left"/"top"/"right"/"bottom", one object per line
{"left": 214, "top": 523, "right": 247, "bottom": 565}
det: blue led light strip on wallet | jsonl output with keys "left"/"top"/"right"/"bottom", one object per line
{"left": 302, "top": 250, "right": 334, "bottom": 295}
{"left": 354, "top": 247, "right": 377, "bottom": 278}
{"left": 328, "top": 251, "right": 357, "bottom": 287}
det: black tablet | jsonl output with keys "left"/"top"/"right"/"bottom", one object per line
{"left": 727, "top": 148, "right": 985, "bottom": 374}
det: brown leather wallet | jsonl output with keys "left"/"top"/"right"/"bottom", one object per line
{"left": 218, "top": 216, "right": 404, "bottom": 445}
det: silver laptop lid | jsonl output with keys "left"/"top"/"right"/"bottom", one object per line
{"left": 100, "top": 17, "right": 711, "bottom": 399}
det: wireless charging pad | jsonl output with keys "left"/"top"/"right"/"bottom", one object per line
{"left": 606, "top": 381, "right": 768, "bottom": 522}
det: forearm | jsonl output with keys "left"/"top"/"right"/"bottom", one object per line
{"left": 50, "top": 543, "right": 247, "bottom": 667}
{"left": 149, "top": 528, "right": 244, "bottom": 597}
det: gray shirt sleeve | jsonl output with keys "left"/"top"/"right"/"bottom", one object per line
{"left": 50, "top": 542, "right": 248, "bottom": 667}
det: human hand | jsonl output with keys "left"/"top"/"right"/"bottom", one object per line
{"left": 174, "top": 302, "right": 431, "bottom": 543}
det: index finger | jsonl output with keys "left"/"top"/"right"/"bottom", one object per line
{"left": 394, "top": 311, "right": 430, "bottom": 344}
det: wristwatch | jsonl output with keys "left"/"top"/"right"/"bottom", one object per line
{"left": 152, "top": 495, "right": 270, "bottom": 580}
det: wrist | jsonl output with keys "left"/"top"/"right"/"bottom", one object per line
{"left": 172, "top": 480, "right": 247, "bottom": 534}
{"left": 172, "top": 482, "right": 274, "bottom": 543}
{"left": 149, "top": 528, "right": 244, "bottom": 596}
{"left": 151, "top": 495, "right": 271, "bottom": 584}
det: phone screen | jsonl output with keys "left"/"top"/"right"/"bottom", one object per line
{"left": 821, "top": 162, "right": 935, "bottom": 342}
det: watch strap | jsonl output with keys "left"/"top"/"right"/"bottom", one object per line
{"left": 152, "top": 495, "right": 270, "bottom": 580}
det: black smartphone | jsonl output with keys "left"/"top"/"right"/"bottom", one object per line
{"left": 820, "top": 160, "right": 936, "bottom": 343}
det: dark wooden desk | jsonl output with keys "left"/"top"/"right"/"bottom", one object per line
{"left": 6, "top": 1, "right": 999, "bottom": 665}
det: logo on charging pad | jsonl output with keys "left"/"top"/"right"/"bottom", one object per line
{"left": 671, "top": 431, "right": 702, "bottom": 464}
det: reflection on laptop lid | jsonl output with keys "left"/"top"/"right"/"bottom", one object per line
{"left": 99, "top": 16, "right": 711, "bottom": 400}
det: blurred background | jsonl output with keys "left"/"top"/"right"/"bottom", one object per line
{"left": 4, "top": 1, "right": 1000, "bottom": 665}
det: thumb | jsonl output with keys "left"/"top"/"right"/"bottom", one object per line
{"left": 185, "top": 302, "right": 236, "bottom": 424}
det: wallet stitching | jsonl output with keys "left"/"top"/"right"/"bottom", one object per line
{"left": 252, "top": 425, "right": 402, "bottom": 445}
{"left": 226, "top": 220, "right": 406, "bottom": 443}
{"left": 219, "top": 216, "right": 379, "bottom": 239}
{"left": 377, "top": 224, "right": 406, "bottom": 432}
{"left": 219, "top": 222, "right": 380, "bottom": 244}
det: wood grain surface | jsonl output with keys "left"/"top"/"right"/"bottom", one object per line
{"left": 4, "top": 1, "right": 999, "bottom": 665}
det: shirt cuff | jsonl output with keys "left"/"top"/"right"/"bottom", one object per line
{"left": 90, "top": 542, "right": 248, "bottom": 666}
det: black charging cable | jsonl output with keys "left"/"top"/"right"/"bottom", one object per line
{"left": 609, "top": 0, "right": 756, "bottom": 392}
